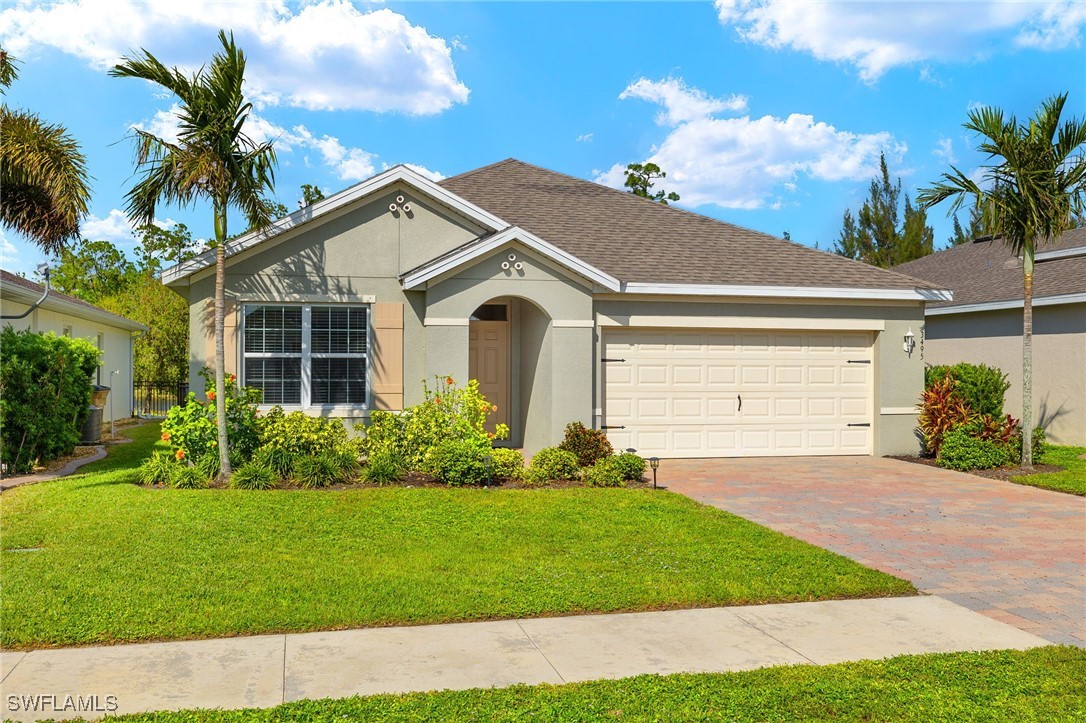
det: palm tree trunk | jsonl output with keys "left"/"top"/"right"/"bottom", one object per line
{"left": 213, "top": 202, "right": 231, "bottom": 481}
{"left": 1021, "top": 250, "right": 1034, "bottom": 467}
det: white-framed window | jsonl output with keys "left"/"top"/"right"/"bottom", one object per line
{"left": 241, "top": 303, "right": 369, "bottom": 408}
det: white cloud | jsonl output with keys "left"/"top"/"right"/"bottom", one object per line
{"left": 576, "top": 133, "right": 594, "bottom": 143}
{"left": 933, "top": 137, "right": 957, "bottom": 165}
{"left": 400, "top": 163, "right": 446, "bottom": 182}
{"left": 0, "top": 1, "right": 469, "bottom": 114}
{"left": 0, "top": 229, "right": 20, "bottom": 269}
{"left": 597, "top": 78, "right": 903, "bottom": 209}
{"left": 714, "top": 0, "right": 1086, "bottom": 82}
{"left": 130, "top": 103, "right": 183, "bottom": 145}
{"left": 620, "top": 77, "right": 748, "bottom": 125}
{"left": 82, "top": 209, "right": 136, "bottom": 242}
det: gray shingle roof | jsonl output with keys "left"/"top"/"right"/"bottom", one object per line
{"left": 0, "top": 269, "right": 145, "bottom": 329}
{"left": 440, "top": 159, "right": 941, "bottom": 290}
{"left": 893, "top": 227, "right": 1086, "bottom": 308}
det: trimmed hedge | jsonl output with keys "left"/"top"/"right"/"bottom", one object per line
{"left": 0, "top": 327, "right": 100, "bottom": 474}
{"left": 925, "top": 363, "right": 1010, "bottom": 418}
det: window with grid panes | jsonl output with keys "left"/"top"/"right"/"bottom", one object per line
{"left": 241, "top": 304, "right": 368, "bottom": 407}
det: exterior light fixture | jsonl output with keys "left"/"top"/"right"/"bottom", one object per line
{"left": 903, "top": 328, "right": 916, "bottom": 356}
{"left": 648, "top": 457, "right": 660, "bottom": 489}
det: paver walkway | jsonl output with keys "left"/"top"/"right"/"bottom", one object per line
{"left": 666, "top": 456, "right": 1086, "bottom": 647}
{"left": 0, "top": 596, "right": 1046, "bottom": 721}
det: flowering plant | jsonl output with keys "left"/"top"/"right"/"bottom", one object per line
{"left": 160, "top": 368, "right": 262, "bottom": 466}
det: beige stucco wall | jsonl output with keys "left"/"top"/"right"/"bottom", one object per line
{"left": 593, "top": 297, "right": 927, "bottom": 456}
{"left": 0, "top": 298, "right": 135, "bottom": 429}
{"left": 924, "top": 303, "right": 1086, "bottom": 445}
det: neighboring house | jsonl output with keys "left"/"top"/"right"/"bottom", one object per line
{"left": 896, "top": 229, "right": 1086, "bottom": 445}
{"left": 163, "top": 159, "right": 949, "bottom": 458}
{"left": 0, "top": 269, "right": 146, "bottom": 428}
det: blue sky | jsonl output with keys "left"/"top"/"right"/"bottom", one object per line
{"left": 2, "top": 0, "right": 1084, "bottom": 276}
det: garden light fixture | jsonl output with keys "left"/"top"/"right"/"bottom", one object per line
{"left": 648, "top": 457, "right": 660, "bottom": 489}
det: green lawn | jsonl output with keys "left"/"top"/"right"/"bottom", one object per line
{"left": 1012, "top": 445, "right": 1086, "bottom": 496}
{"left": 1, "top": 422, "right": 912, "bottom": 650}
{"left": 100, "top": 646, "right": 1086, "bottom": 722}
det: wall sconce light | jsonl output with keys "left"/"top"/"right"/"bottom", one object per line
{"left": 903, "top": 327, "right": 916, "bottom": 356}
{"left": 648, "top": 457, "right": 660, "bottom": 489}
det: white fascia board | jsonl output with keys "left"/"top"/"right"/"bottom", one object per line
{"left": 620, "top": 282, "right": 953, "bottom": 302}
{"left": 402, "top": 226, "right": 621, "bottom": 292}
{"left": 926, "top": 292, "right": 1086, "bottom": 316}
{"left": 0, "top": 283, "right": 147, "bottom": 331}
{"left": 1036, "top": 246, "right": 1086, "bottom": 262}
{"left": 161, "top": 165, "right": 508, "bottom": 285}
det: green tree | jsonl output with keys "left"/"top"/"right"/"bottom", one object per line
{"left": 624, "top": 162, "right": 680, "bottom": 204}
{"left": 948, "top": 204, "right": 992, "bottom": 246}
{"left": 50, "top": 239, "right": 138, "bottom": 304}
{"left": 300, "top": 183, "right": 325, "bottom": 207}
{"left": 135, "top": 222, "right": 202, "bottom": 273}
{"left": 834, "top": 153, "right": 933, "bottom": 267}
{"left": 0, "top": 48, "right": 91, "bottom": 254}
{"left": 111, "top": 31, "right": 278, "bottom": 481}
{"left": 919, "top": 93, "right": 1086, "bottom": 466}
{"left": 99, "top": 276, "right": 189, "bottom": 384}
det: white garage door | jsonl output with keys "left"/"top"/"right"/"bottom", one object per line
{"left": 602, "top": 329, "right": 873, "bottom": 457}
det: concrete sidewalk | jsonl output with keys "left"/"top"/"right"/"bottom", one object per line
{"left": 0, "top": 596, "right": 1047, "bottom": 721}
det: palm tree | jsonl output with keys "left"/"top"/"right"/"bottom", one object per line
{"left": 111, "top": 31, "right": 278, "bottom": 480}
{"left": 919, "top": 93, "right": 1086, "bottom": 466}
{"left": 0, "top": 48, "right": 91, "bottom": 254}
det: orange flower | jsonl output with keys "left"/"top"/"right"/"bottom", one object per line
{"left": 228, "top": 374, "right": 237, "bottom": 383}
{"left": 161, "top": 432, "right": 171, "bottom": 442}
{"left": 445, "top": 376, "right": 454, "bottom": 386}
{"left": 487, "top": 432, "right": 494, "bottom": 439}
{"left": 491, "top": 404, "right": 498, "bottom": 412}
{"left": 175, "top": 449, "right": 186, "bottom": 460}
{"left": 206, "top": 390, "right": 216, "bottom": 401}
{"left": 434, "top": 397, "right": 441, "bottom": 404}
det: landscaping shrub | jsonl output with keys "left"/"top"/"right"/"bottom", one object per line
{"left": 363, "top": 449, "right": 403, "bottom": 485}
{"left": 258, "top": 407, "right": 348, "bottom": 457}
{"left": 230, "top": 461, "right": 278, "bottom": 490}
{"left": 937, "top": 425, "right": 1015, "bottom": 471}
{"left": 611, "top": 452, "right": 647, "bottom": 481}
{"left": 582, "top": 457, "right": 626, "bottom": 487}
{"left": 526, "top": 447, "right": 580, "bottom": 485}
{"left": 137, "top": 452, "right": 178, "bottom": 486}
{"left": 490, "top": 448, "right": 525, "bottom": 481}
{"left": 294, "top": 454, "right": 341, "bottom": 489}
{"left": 917, "top": 375, "right": 973, "bottom": 455}
{"left": 362, "top": 377, "right": 508, "bottom": 472}
{"left": 161, "top": 369, "right": 261, "bottom": 469}
{"left": 558, "top": 421, "right": 614, "bottom": 467}
{"left": 0, "top": 328, "right": 100, "bottom": 474}
{"left": 426, "top": 437, "right": 491, "bottom": 486}
{"left": 252, "top": 446, "right": 295, "bottom": 480}
{"left": 1027, "top": 426, "right": 1047, "bottom": 459}
{"left": 331, "top": 449, "right": 361, "bottom": 480}
{"left": 171, "top": 465, "right": 209, "bottom": 490}
{"left": 925, "top": 363, "right": 1010, "bottom": 418}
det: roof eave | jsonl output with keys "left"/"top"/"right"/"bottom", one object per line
{"left": 0, "top": 283, "right": 148, "bottom": 331}
{"left": 619, "top": 282, "right": 953, "bottom": 302}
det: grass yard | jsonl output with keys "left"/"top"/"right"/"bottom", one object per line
{"left": 1012, "top": 445, "right": 1086, "bottom": 496}
{"left": 1, "top": 422, "right": 912, "bottom": 650}
{"left": 97, "top": 646, "right": 1086, "bottom": 722}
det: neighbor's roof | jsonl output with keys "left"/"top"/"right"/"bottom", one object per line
{"left": 893, "top": 227, "right": 1086, "bottom": 310}
{"left": 0, "top": 269, "right": 147, "bottom": 331}
{"left": 440, "top": 159, "right": 943, "bottom": 291}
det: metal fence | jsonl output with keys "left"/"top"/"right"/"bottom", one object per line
{"left": 133, "top": 381, "right": 189, "bottom": 417}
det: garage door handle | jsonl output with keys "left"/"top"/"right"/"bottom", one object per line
{"left": 737, "top": 394, "right": 742, "bottom": 412}
{"left": 847, "top": 423, "right": 871, "bottom": 428}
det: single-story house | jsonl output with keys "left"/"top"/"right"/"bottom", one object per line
{"left": 163, "top": 159, "right": 950, "bottom": 458}
{"left": 895, "top": 229, "right": 1085, "bottom": 445}
{"left": 0, "top": 268, "right": 146, "bottom": 428}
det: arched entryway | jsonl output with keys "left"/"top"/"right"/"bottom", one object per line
{"left": 468, "top": 296, "right": 552, "bottom": 448}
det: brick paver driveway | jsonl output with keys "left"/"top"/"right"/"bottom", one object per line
{"left": 665, "top": 456, "right": 1086, "bottom": 646}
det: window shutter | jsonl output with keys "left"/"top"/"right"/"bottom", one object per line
{"left": 371, "top": 302, "right": 404, "bottom": 410}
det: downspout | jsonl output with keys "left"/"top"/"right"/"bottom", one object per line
{"left": 1, "top": 265, "right": 51, "bottom": 320}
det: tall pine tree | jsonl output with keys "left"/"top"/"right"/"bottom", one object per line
{"left": 833, "top": 153, "right": 934, "bottom": 267}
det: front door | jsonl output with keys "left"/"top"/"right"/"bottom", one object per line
{"left": 468, "top": 320, "right": 510, "bottom": 434}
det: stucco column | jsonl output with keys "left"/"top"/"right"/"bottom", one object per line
{"left": 550, "top": 325, "right": 594, "bottom": 444}
{"left": 425, "top": 323, "right": 470, "bottom": 389}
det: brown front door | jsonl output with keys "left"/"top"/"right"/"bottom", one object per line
{"left": 468, "top": 320, "right": 510, "bottom": 434}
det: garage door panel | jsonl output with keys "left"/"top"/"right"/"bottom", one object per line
{"left": 603, "top": 329, "right": 872, "bottom": 457}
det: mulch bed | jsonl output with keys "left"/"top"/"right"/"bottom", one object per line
{"left": 888, "top": 454, "right": 1062, "bottom": 481}
{"left": 144, "top": 471, "right": 657, "bottom": 492}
